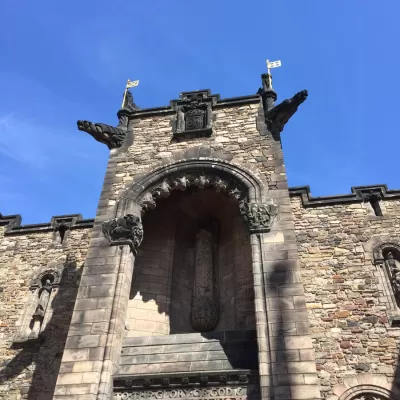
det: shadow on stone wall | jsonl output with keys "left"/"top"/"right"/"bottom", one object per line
{"left": 267, "top": 260, "right": 295, "bottom": 399}
{"left": 0, "top": 255, "right": 81, "bottom": 400}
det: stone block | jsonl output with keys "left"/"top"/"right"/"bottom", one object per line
{"left": 72, "top": 361, "right": 95, "bottom": 373}
{"left": 287, "top": 361, "right": 317, "bottom": 374}
{"left": 57, "top": 373, "right": 83, "bottom": 385}
{"left": 189, "top": 360, "right": 224, "bottom": 371}
{"left": 82, "top": 372, "right": 101, "bottom": 384}
{"left": 63, "top": 349, "right": 89, "bottom": 362}
{"left": 290, "top": 385, "right": 321, "bottom": 399}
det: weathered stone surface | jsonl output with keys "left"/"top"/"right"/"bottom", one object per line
{"left": 0, "top": 225, "right": 91, "bottom": 399}
{"left": 291, "top": 194, "right": 400, "bottom": 398}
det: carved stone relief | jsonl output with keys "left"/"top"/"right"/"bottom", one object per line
{"left": 239, "top": 201, "right": 278, "bottom": 233}
{"left": 191, "top": 220, "right": 219, "bottom": 331}
{"left": 144, "top": 173, "right": 246, "bottom": 216}
{"left": 102, "top": 214, "right": 144, "bottom": 254}
{"left": 172, "top": 90, "right": 218, "bottom": 138}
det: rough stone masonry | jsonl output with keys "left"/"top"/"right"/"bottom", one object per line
{"left": 0, "top": 73, "right": 400, "bottom": 400}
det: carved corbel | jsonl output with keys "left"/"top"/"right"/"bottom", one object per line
{"left": 140, "top": 192, "right": 157, "bottom": 213}
{"left": 239, "top": 201, "right": 278, "bottom": 233}
{"left": 102, "top": 214, "right": 143, "bottom": 254}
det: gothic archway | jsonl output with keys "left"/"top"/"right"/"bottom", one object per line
{"left": 103, "top": 158, "right": 277, "bottom": 254}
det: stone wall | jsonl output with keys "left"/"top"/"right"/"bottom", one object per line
{"left": 126, "top": 188, "right": 254, "bottom": 337}
{"left": 290, "top": 195, "right": 400, "bottom": 398}
{"left": 0, "top": 224, "right": 92, "bottom": 400}
{"left": 109, "top": 101, "right": 286, "bottom": 203}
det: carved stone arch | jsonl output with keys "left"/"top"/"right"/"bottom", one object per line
{"left": 330, "top": 374, "right": 400, "bottom": 400}
{"left": 120, "top": 157, "right": 267, "bottom": 208}
{"left": 32, "top": 268, "right": 63, "bottom": 288}
{"left": 373, "top": 242, "right": 400, "bottom": 264}
{"left": 102, "top": 157, "right": 277, "bottom": 252}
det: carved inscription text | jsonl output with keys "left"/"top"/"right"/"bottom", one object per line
{"left": 114, "top": 387, "right": 248, "bottom": 400}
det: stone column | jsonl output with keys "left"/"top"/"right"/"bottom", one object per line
{"left": 53, "top": 154, "right": 142, "bottom": 399}
{"left": 240, "top": 195, "right": 320, "bottom": 399}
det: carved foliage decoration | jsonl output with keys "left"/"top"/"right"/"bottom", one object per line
{"left": 191, "top": 221, "right": 219, "bottom": 331}
{"left": 102, "top": 214, "right": 144, "bottom": 254}
{"left": 239, "top": 201, "right": 278, "bottom": 233}
{"left": 141, "top": 173, "right": 246, "bottom": 217}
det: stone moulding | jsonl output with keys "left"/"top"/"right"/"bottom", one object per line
{"left": 289, "top": 184, "right": 400, "bottom": 208}
{"left": 117, "top": 93, "right": 260, "bottom": 118}
{"left": 113, "top": 371, "right": 257, "bottom": 390}
{"left": 330, "top": 374, "right": 400, "bottom": 400}
{"left": 0, "top": 213, "right": 94, "bottom": 235}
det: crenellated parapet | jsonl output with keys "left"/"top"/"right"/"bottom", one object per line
{"left": 289, "top": 184, "right": 400, "bottom": 207}
{"left": 0, "top": 213, "right": 94, "bottom": 235}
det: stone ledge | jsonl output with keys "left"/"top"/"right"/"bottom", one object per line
{"left": 113, "top": 369, "right": 258, "bottom": 389}
{"left": 124, "top": 93, "right": 260, "bottom": 118}
{"left": 123, "top": 331, "right": 257, "bottom": 347}
{"left": 289, "top": 184, "right": 400, "bottom": 207}
{"left": 0, "top": 213, "right": 94, "bottom": 235}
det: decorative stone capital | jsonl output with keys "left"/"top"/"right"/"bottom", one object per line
{"left": 239, "top": 201, "right": 278, "bottom": 233}
{"left": 102, "top": 214, "right": 143, "bottom": 254}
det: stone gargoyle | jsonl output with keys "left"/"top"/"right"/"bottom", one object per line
{"left": 77, "top": 121, "right": 126, "bottom": 150}
{"left": 77, "top": 91, "right": 139, "bottom": 150}
{"left": 265, "top": 90, "right": 308, "bottom": 137}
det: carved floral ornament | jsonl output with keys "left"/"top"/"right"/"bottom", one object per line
{"left": 102, "top": 173, "right": 277, "bottom": 252}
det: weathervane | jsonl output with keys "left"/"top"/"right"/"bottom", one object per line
{"left": 266, "top": 59, "right": 282, "bottom": 89}
{"left": 122, "top": 79, "right": 139, "bottom": 108}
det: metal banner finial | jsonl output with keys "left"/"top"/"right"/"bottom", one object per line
{"left": 266, "top": 59, "right": 282, "bottom": 89}
{"left": 122, "top": 79, "right": 139, "bottom": 108}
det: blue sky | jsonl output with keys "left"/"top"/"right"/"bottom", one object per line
{"left": 1, "top": 1, "right": 399, "bottom": 224}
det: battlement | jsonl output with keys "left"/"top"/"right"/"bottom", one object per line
{"left": 0, "top": 213, "right": 94, "bottom": 235}
{"left": 2, "top": 184, "right": 400, "bottom": 235}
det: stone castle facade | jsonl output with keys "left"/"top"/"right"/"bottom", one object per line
{"left": 1, "top": 73, "right": 400, "bottom": 400}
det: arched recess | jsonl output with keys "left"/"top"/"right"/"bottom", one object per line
{"left": 330, "top": 374, "right": 400, "bottom": 400}
{"left": 364, "top": 237, "right": 400, "bottom": 321}
{"left": 101, "top": 154, "right": 277, "bottom": 334}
